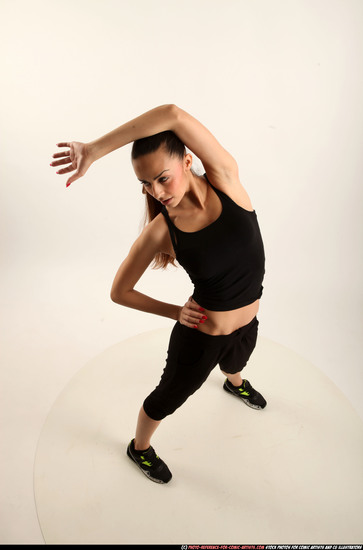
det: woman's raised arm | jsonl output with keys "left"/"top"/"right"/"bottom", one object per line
{"left": 51, "top": 103, "right": 238, "bottom": 187}
{"left": 51, "top": 104, "right": 177, "bottom": 187}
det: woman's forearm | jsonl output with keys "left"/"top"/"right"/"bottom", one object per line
{"left": 87, "top": 104, "right": 178, "bottom": 162}
{"left": 111, "top": 288, "right": 181, "bottom": 322}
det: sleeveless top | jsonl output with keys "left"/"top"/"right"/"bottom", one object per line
{"left": 161, "top": 173, "right": 265, "bottom": 311}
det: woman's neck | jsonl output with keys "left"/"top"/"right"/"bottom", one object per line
{"left": 180, "top": 173, "right": 208, "bottom": 211}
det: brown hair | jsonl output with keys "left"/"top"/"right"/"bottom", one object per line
{"left": 132, "top": 130, "right": 187, "bottom": 269}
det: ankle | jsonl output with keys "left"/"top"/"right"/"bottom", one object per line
{"left": 134, "top": 439, "right": 150, "bottom": 452}
{"left": 228, "top": 376, "right": 243, "bottom": 387}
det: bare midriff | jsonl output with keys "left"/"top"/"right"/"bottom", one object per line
{"left": 195, "top": 298, "right": 260, "bottom": 336}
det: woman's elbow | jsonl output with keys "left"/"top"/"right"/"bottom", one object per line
{"left": 162, "top": 103, "right": 179, "bottom": 120}
{"left": 110, "top": 288, "right": 120, "bottom": 304}
{"left": 110, "top": 289, "right": 118, "bottom": 303}
{"left": 110, "top": 286, "right": 129, "bottom": 304}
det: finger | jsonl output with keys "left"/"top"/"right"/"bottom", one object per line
{"left": 52, "top": 151, "right": 70, "bottom": 159}
{"left": 188, "top": 297, "right": 204, "bottom": 311}
{"left": 66, "top": 171, "right": 82, "bottom": 187}
{"left": 50, "top": 157, "right": 71, "bottom": 167}
{"left": 182, "top": 319, "right": 199, "bottom": 329}
{"left": 56, "top": 142, "right": 71, "bottom": 147}
{"left": 185, "top": 311, "right": 207, "bottom": 325}
{"left": 188, "top": 302, "right": 206, "bottom": 314}
{"left": 184, "top": 303, "right": 208, "bottom": 319}
{"left": 187, "top": 310, "right": 206, "bottom": 322}
{"left": 56, "top": 165, "right": 75, "bottom": 174}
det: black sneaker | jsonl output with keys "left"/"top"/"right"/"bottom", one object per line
{"left": 127, "top": 439, "right": 172, "bottom": 484}
{"left": 223, "top": 378, "right": 267, "bottom": 410}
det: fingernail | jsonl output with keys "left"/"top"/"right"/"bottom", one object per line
{"left": 193, "top": 325, "right": 198, "bottom": 329}
{"left": 199, "top": 307, "right": 205, "bottom": 312}
{"left": 199, "top": 320, "right": 205, "bottom": 323}
{"left": 66, "top": 182, "right": 71, "bottom": 188}
{"left": 202, "top": 316, "right": 208, "bottom": 319}
{"left": 56, "top": 171, "right": 60, "bottom": 174}
{"left": 49, "top": 163, "right": 53, "bottom": 166}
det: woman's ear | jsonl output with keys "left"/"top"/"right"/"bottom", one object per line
{"left": 183, "top": 152, "right": 193, "bottom": 172}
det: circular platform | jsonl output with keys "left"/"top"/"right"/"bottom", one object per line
{"left": 34, "top": 327, "right": 363, "bottom": 544}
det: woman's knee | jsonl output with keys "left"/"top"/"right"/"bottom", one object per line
{"left": 143, "top": 376, "right": 208, "bottom": 421}
{"left": 143, "top": 392, "right": 182, "bottom": 421}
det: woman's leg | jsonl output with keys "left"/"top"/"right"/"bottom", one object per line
{"left": 221, "top": 370, "right": 243, "bottom": 387}
{"left": 134, "top": 406, "right": 161, "bottom": 450}
{"left": 220, "top": 318, "right": 267, "bottom": 409}
{"left": 219, "top": 317, "right": 259, "bottom": 385}
{"left": 140, "top": 322, "right": 219, "bottom": 438}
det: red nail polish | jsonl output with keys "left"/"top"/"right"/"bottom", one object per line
{"left": 202, "top": 316, "right": 208, "bottom": 319}
{"left": 193, "top": 325, "right": 198, "bottom": 329}
{"left": 199, "top": 307, "right": 205, "bottom": 312}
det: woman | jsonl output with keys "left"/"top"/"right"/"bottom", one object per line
{"left": 50, "top": 104, "right": 267, "bottom": 484}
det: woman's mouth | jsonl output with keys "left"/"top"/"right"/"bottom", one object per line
{"left": 161, "top": 198, "right": 172, "bottom": 206}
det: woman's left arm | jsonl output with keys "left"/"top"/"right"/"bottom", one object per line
{"left": 170, "top": 105, "right": 239, "bottom": 181}
{"left": 53, "top": 103, "right": 239, "bottom": 187}
{"left": 88, "top": 104, "right": 238, "bottom": 178}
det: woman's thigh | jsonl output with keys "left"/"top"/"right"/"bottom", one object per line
{"left": 143, "top": 322, "right": 220, "bottom": 420}
{"left": 218, "top": 317, "right": 259, "bottom": 374}
{"left": 160, "top": 322, "right": 220, "bottom": 391}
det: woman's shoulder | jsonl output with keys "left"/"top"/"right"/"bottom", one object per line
{"left": 204, "top": 170, "right": 254, "bottom": 212}
{"left": 144, "top": 212, "right": 176, "bottom": 256}
{"left": 145, "top": 211, "right": 170, "bottom": 236}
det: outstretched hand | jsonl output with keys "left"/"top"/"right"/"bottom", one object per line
{"left": 50, "top": 141, "right": 94, "bottom": 187}
{"left": 178, "top": 296, "right": 208, "bottom": 329}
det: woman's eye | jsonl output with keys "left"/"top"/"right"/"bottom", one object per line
{"left": 159, "top": 177, "right": 168, "bottom": 183}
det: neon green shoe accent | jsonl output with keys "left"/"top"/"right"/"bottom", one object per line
{"left": 239, "top": 381, "right": 250, "bottom": 396}
{"left": 140, "top": 454, "right": 153, "bottom": 466}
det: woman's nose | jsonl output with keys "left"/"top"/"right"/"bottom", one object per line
{"left": 152, "top": 182, "right": 163, "bottom": 199}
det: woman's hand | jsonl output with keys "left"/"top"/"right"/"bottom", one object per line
{"left": 178, "top": 296, "right": 208, "bottom": 329}
{"left": 50, "top": 141, "right": 94, "bottom": 187}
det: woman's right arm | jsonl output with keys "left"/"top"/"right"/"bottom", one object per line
{"left": 110, "top": 215, "right": 181, "bottom": 321}
{"left": 110, "top": 215, "right": 207, "bottom": 328}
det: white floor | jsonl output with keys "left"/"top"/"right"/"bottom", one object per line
{"left": 33, "top": 328, "right": 363, "bottom": 545}
{"left": 1, "top": 263, "right": 363, "bottom": 544}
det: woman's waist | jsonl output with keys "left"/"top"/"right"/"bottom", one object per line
{"left": 196, "top": 299, "right": 260, "bottom": 336}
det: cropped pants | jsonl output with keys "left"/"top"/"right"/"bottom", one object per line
{"left": 143, "top": 316, "right": 259, "bottom": 421}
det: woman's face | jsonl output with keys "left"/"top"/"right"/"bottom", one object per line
{"left": 132, "top": 146, "right": 192, "bottom": 208}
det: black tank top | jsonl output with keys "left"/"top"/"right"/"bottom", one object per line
{"left": 161, "top": 173, "right": 265, "bottom": 311}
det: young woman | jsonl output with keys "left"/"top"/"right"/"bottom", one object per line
{"left": 50, "top": 104, "right": 267, "bottom": 484}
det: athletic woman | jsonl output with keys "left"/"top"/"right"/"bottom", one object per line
{"left": 50, "top": 104, "right": 267, "bottom": 484}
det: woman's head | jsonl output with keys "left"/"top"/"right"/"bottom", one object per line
{"left": 132, "top": 130, "right": 193, "bottom": 206}
{"left": 131, "top": 131, "right": 194, "bottom": 269}
{"left": 131, "top": 130, "right": 186, "bottom": 161}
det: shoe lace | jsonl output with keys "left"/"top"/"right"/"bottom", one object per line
{"left": 140, "top": 447, "right": 159, "bottom": 468}
{"left": 238, "top": 380, "right": 251, "bottom": 396}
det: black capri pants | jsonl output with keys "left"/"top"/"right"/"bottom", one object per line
{"left": 143, "top": 316, "right": 259, "bottom": 421}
